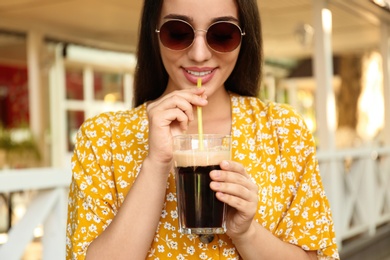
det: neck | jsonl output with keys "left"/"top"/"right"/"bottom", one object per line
{"left": 202, "top": 88, "right": 230, "bottom": 117}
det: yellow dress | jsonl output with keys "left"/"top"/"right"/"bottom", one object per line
{"left": 66, "top": 94, "right": 339, "bottom": 259}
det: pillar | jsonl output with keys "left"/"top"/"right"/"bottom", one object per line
{"left": 27, "top": 31, "right": 44, "bottom": 166}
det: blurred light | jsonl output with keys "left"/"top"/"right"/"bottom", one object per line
{"left": 10, "top": 128, "right": 33, "bottom": 144}
{"left": 104, "top": 93, "right": 117, "bottom": 103}
{"left": 34, "top": 225, "right": 44, "bottom": 238}
{"left": 322, "top": 8, "right": 332, "bottom": 33}
{"left": 357, "top": 52, "right": 384, "bottom": 140}
{"left": 304, "top": 116, "right": 316, "bottom": 133}
{"left": 0, "top": 233, "right": 8, "bottom": 244}
{"left": 371, "top": 0, "right": 390, "bottom": 9}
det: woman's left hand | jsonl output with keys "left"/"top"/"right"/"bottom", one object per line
{"left": 210, "top": 160, "right": 259, "bottom": 238}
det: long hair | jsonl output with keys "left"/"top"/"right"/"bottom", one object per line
{"left": 133, "top": 0, "right": 263, "bottom": 107}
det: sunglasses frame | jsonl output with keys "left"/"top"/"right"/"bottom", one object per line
{"left": 155, "top": 19, "right": 246, "bottom": 53}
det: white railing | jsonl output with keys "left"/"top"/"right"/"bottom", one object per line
{"left": 318, "top": 146, "right": 390, "bottom": 250}
{"left": 0, "top": 146, "right": 389, "bottom": 259}
{"left": 0, "top": 168, "right": 71, "bottom": 260}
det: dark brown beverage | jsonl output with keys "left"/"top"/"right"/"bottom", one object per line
{"left": 173, "top": 134, "right": 231, "bottom": 234}
{"left": 176, "top": 165, "right": 225, "bottom": 228}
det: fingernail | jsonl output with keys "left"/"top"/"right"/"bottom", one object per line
{"left": 210, "top": 181, "right": 220, "bottom": 188}
{"left": 199, "top": 97, "right": 207, "bottom": 104}
{"left": 210, "top": 170, "right": 220, "bottom": 178}
{"left": 221, "top": 160, "right": 229, "bottom": 168}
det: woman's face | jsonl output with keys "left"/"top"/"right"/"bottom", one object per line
{"left": 158, "top": 0, "right": 241, "bottom": 97}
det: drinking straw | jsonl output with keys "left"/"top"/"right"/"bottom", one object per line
{"left": 197, "top": 78, "right": 204, "bottom": 150}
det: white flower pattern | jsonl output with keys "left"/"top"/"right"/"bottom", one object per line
{"left": 66, "top": 94, "right": 339, "bottom": 260}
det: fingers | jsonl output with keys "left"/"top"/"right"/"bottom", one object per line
{"left": 147, "top": 88, "right": 208, "bottom": 130}
{"left": 210, "top": 161, "right": 258, "bottom": 212}
{"left": 220, "top": 160, "right": 252, "bottom": 180}
{"left": 212, "top": 161, "right": 257, "bottom": 191}
{"left": 146, "top": 88, "right": 208, "bottom": 163}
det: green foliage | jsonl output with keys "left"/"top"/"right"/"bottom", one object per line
{"left": 0, "top": 125, "right": 41, "bottom": 162}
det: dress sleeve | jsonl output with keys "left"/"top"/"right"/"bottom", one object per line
{"left": 66, "top": 113, "right": 118, "bottom": 260}
{"left": 270, "top": 104, "right": 339, "bottom": 259}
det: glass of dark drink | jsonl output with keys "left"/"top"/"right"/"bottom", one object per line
{"left": 173, "top": 134, "right": 231, "bottom": 235}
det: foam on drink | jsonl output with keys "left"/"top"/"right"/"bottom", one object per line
{"left": 173, "top": 149, "right": 230, "bottom": 167}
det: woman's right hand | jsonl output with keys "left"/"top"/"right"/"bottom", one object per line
{"left": 146, "top": 87, "right": 208, "bottom": 166}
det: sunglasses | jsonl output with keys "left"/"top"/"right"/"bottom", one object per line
{"left": 155, "top": 19, "right": 245, "bottom": 53}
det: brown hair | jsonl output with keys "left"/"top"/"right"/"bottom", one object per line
{"left": 133, "top": 0, "right": 262, "bottom": 107}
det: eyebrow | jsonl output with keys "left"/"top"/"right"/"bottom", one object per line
{"left": 162, "top": 14, "right": 239, "bottom": 24}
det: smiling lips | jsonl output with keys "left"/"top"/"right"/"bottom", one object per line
{"left": 185, "top": 69, "right": 213, "bottom": 77}
{"left": 183, "top": 67, "right": 215, "bottom": 84}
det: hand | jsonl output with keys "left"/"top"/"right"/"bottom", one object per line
{"left": 146, "top": 88, "right": 208, "bottom": 165}
{"left": 210, "top": 160, "right": 259, "bottom": 238}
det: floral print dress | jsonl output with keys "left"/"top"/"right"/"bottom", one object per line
{"left": 66, "top": 93, "right": 339, "bottom": 260}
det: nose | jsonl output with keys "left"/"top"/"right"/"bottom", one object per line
{"left": 187, "top": 31, "right": 212, "bottom": 62}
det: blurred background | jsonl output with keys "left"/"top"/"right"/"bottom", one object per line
{"left": 0, "top": 0, "right": 390, "bottom": 259}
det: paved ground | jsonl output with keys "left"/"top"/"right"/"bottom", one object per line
{"left": 340, "top": 224, "right": 390, "bottom": 260}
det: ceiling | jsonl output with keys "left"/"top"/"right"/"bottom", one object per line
{"left": 0, "top": 0, "right": 389, "bottom": 65}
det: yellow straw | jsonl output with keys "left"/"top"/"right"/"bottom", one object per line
{"left": 197, "top": 78, "right": 204, "bottom": 150}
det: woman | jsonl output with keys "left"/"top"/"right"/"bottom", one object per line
{"left": 66, "top": 0, "right": 340, "bottom": 259}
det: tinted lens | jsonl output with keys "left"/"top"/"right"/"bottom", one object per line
{"left": 159, "top": 20, "right": 195, "bottom": 50}
{"left": 207, "top": 22, "right": 242, "bottom": 52}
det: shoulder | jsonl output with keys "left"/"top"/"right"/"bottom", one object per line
{"left": 265, "top": 102, "right": 308, "bottom": 129}
{"left": 81, "top": 104, "right": 147, "bottom": 130}
{"left": 77, "top": 104, "right": 148, "bottom": 139}
{"left": 230, "top": 93, "right": 314, "bottom": 145}
{"left": 230, "top": 93, "right": 306, "bottom": 126}
{"left": 230, "top": 92, "right": 266, "bottom": 110}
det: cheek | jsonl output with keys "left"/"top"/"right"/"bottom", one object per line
{"left": 222, "top": 53, "right": 240, "bottom": 74}
{"left": 160, "top": 50, "right": 181, "bottom": 72}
